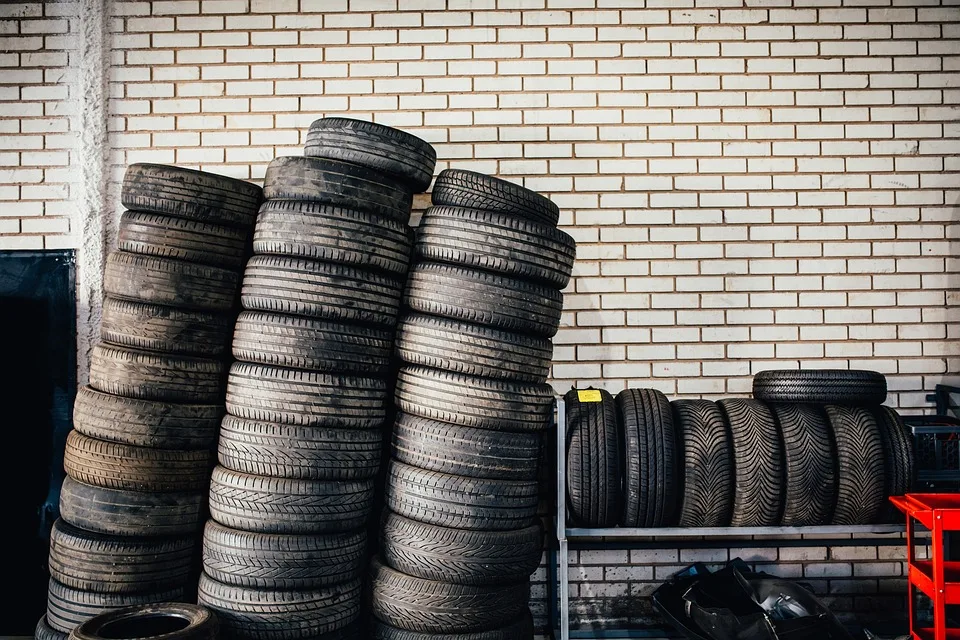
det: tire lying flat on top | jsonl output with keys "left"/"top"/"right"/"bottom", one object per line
{"left": 753, "top": 369, "right": 887, "bottom": 406}
{"left": 89, "top": 343, "right": 226, "bottom": 404}
{"left": 117, "top": 210, "right": 249, "bottom": 270}
{"left": 431, "top": 169, "right": 560, "bottom": 228}
{"left": 564, "top": 389, "right": 622, "bottom": 528}
{"left": 672, "top": 399, "right": 733, "bottom": 528}
{"left": 46, "top": 578, "right": 187, "bottom": 634}
{"left": 100, "top": 297, "right": 234, "bottom": 358}
{"left": 618, "top": 389, "right": 678, "bottom": 528}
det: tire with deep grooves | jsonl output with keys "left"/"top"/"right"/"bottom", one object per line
{"left": 35, "top": 616, "right": 67, "bottom": 640}
{"left": 118, "top": 210, "right": 249, "bottom": 269}
{"left": 875, "top": 406, "right": 915, "bottom": 504}
{"left": 718, "top": 399, "right": 784, "bottom": 527}
{"left": 564, "top": 389, "right": 621, "bottom": 528}
{"left": 372, "top": 614, "right": 534, "bottom": 640}
{"left": 618, "top": 389, "right": 677, "bottom": 528}
{"left": 89, "top": 344, "right": 226, "bottom": 403}
{"left": 753, "top": 369, "right": 887, "bottom": 405}
{"left": 826, "top": 405, "right": 886, "bottom": 525}
{"left": 672, "top": 399, "right": 733, "bottom": 528}
{"left": 100, "top": 297, "right": 234, "bottom": 358}
{"left": 431, "top": 169, "right": 559, "bottom": 227}
{"left": 46, "top": 578, "right": 186, "bottom": 634}
{"left": 770, "top": 403, "right": 836, "bottom": 526}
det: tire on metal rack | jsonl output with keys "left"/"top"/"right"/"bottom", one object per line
{"left": 825, "top": 405, "right": 886, "bottom": 525}
{"left": 618, "top": 389, "right": 678, "bottom": 528}
{"left": 753, "top": 369, "right": 887, "bottom": 405}
{"left": 672, "top": 399, "right": 733, "bottom": 528}
{"left": 769, "top": 403, "right": 836, "bottom": 527}
{"left": 874, "top": 405, "right": 916, "bottom": 521}
{"left": 564, "top": 388, "right": 622, "bottom": 528}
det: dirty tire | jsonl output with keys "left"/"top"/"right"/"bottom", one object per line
{"left": 304, "top": 117, "right": 437, "bottom": 193}
{"left": 564, "top": 389, "right": 622, "bottom": 528}
{"left": 103, "top": 251, "right": 239, "bottom": 313}
{"left": 263, "top": 156, "right": 413, "bottom": 223}
{"left": 197, "top": 572, "right": 361, "bottom": 640}
{"left": 232, "top": 311, "right": 392, "bottom": 376}
{"left": 372, "top": 613, "right": 534, "bottom": 640}
{"left": 392, "top": 413, "right": 541, "bottom": 480}
{"left": 770, "top": 403, "right": 836, "bottom": 527}
{"left": 253, "top": 200, "right": 413, "bottom": 275}
{"left": 380, "top": 511, "right": 542, "bottom": 586}
{"left": 208, "top": 466, "right": 374, "bottom": 534}
{"left": 71, "top": 386, "right": 223, "bottom": 450}
{"left": 88, "top": 343, "right": 226, "bottom": 403}
{"left": 225, "top": 362, "right": 387, "bottom": 428}
{"left": 394, "top": 314, "right": 551, "bottom": 383}
{"left": 71, "top": 603, "right": 217, "bottom": 640}
{"left": 386, "top": 461, "right": 539, "bottom": 531}
{"left": 64, "top": 430, "right": 213, "bottom": 493}
{"left": 431, "top": 169, "right": 559, "bottom": 227}
{"left": 395, "top": 366, "right": 553, "bottom": 432}
{"left": 218, "top": 415, "right": 382, "bottom": 481}
{"left": 672, "top": 400, "right": 733, "bottom": 528}
{"left": 46, "top": 578, "right": 186, "bottom": 634}
{"left": 241, "top": 255, "right": 404, "bottom": 328}
{"left": 753, "top": 369, "right": 887, "bottom": 405}
{"left": 618, "top": 389, "right": 677, "bottom": 528}
{"left": 118, "top": 210, "right": 249, "bottom": 270}
{"left": 35, "top": 616, "right": 67, "bottom": 640}
{"left": 100, "top": 297, "right": 234, "bottom": 358}
{"left": 121, "top": 163, "right": 263, "bottom": 228}
{"left": 718, "top": 399, "right": 784, "bottom": 527}
{"left": 48, "top": 519, "right": 194, "bottom": 594}
{"left": 203, "top": 521, "right": 366, "bottom": 590}
{"left": 875, "top": 406, "right": 915, "bottom": 503}
{"left": 404, "top": 262, "right": 563, "bottom": 338}
{"left": 826, "top": 405, "right": 887, "bottom": 525}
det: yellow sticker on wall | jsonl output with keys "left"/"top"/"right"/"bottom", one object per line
{"left": 577, "top": 389, "right": 603, "bottom": 403}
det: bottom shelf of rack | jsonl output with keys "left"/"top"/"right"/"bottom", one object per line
{"left": 563, "top": 524, "right": 905, "bottom": 538}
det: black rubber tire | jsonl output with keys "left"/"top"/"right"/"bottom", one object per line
{"left": 380, "top": 510, "right": 542, "bottom": 586}
{"left": 71, "top": 603, "right": 217, "bottom": 640}
{"left": 59, "top": 476, "right": 205, "bottom": 537}
{"left": 72, "top": 385, "right": 223, "bottom": 450}
{"left": 416, "top": 205, "right": 575, "bottom": 288}
{"left": 394, "top": 314, "right": 551, "bottom": 383}
{"left": 35, "top": 616, "right": 67, "bottom": 640}
{"left": 391, "top": 413, "right": 541, "bottom": 481}
{"left": 202, "top": 521, "right": 366, "bottom": 590}
{"left": 121, "top": 163, "right": 263, "bottom": 228}
{"left": 718, "top": 399, "right": 785, "bottom": 527}
{"left": 394, "top": 366, "right": 553, "bottom": 432}
{"left": 875, "top": 406, "right": 915, "bottom": 501}
{"left": 564, "top": 389, "right": 621, "bottom": 528}
{"left": 197, "top": 572, "right": 361, "bottom": 640}
{"left": 371, "top": 613, "right": 534, "bottom": 640}
{"left": 217, "top": 415, "right": 382, "bottom": 481}
{"left": 63, "top": 430, "right": 212, "bottom": 493}
{"left": 825, "top": 405, "right": 887, "bottom": 525}
{"left": 263, "top": 156, "right": 413, "bottom": 224}
{"left": 232, "top": 311, "right": 392, "bottom": 376}
{"left": 103, "top": 251, "right": 239, "bottom": 313}
{"left": 370, "top": 557, "right": 529, "bottom": 633}
{"left": 770, "top": 403, "right": 836, "bottom": 527}
{"left": 100, "top": 297, "right": 234, "bottom": 358}
{"left": 753, "top": 369, "right": 887, "bottom": 405}
{"left": 386, "top": 460, "right": 538, "bottom": 531}
{"left": 404, "top": 262, "right": 563, "bottom": 338}
{"left": 253, "top": 200, "right": 413, "bottom": 275}
{"left": 118, "top": 210, "right": 249, "bottom": 270}
{"left": 241, "top": 255, "right": 404, "bottom": 328}
{"left": 208, "top": 466, "right": 374, "bottom": 534}
{"left": 618, "top": 389, "right": 678, "bottom": 528}
{"left": 672, "top": 400, "right": 734, "bottom": 528}
{"left": 88, "top": 343, "right": 226, "bottom": 403}
{"left": 46, "top": 579, "right": 186, "bottom": 634}
{"left": 49, "top": 519, "right": 194, "bottom": 594}
{"left": 431, "top": 169, "right": 559, "bottom": 227}
{"left": 225, "top": 362, "right": 388, "bottom": 428}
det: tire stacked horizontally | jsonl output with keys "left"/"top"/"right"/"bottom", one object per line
{"left": 372, "top": 170, "right": 575, "bottom": 640}
{"left": 198, "top": 118, "right": 436, "bottom": 640}
{"left": 40, "top": 165, "right": 262, "bottom": 640}
{"left": 565, "top": 370, "right": 915, "bottom": 528}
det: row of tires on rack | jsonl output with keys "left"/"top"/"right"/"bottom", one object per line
{"left": 565, "top": 369, "right": 915, "bottom": 529}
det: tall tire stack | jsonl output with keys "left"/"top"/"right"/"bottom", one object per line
{"left": 198, "top": 118, "right": 436, "bottom": 640}
{"left": 372, "top": 170, "right": 575, "bottom": 640}
{"left": 42, "top": 165, "right": 263, "bottom": 640}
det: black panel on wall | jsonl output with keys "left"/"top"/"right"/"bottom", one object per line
{"left": 0, "top": 250, "right": 76, "bottom": 634}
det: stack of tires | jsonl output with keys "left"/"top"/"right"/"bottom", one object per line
{"left": 565, "top": 370, "right": 915, "bottom": 529}
{"left": 371, "top": 170, "right": 576, "bottom": 640}
{"left": 40, "top": 165, "right": 263, "bottom": 640}
{"left": 197, "top": 119, "right": 436, "bottom": 640}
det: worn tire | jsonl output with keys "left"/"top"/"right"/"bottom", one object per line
{"left": 35, "top": 616, "right": 67, "bottom": 640}
{"left": 392, "top": 413, "right": 541, "bottom": 481}
{"left": 232, "top": 311, "right": 392, "bottom": 376}
{"left": 372, "top": 613, "right": 534, "bottom": 640}
{"left": 394, "top": 314, "right": 551, "bottom": 383}
{"left": 770, "top": 403, "right": 836, "bottom": 527}
{"left": 218, "top": 415, "right": 382, "bottom": 481}
{"left": 100, "top": 297, "right": 233, "bottom": 358}
{"left": 118, "top": 210, "right": 248, "bottom": 270}
{"left": 121, "top": 163, "right": 262, "bottom": 228}
{"left": 88, "top": 343, "right": 225, "bottom": 403}
{"left": 564, "top": 389, "right": 621, "bottom": 528}
{"left": 395, "top": 366, "right": 553, "bottom": 432}
{"left": 875, "top": 406, "right": 915, "bottom": 502}
{"left": 753, "top": 369, "right": 887, "bottom": 405}
{"left": 103, "top": 251, "right": 239, "bottom": 313}
{"left": 72, "top": 386, "right": 223, "bottom": 450}
{"left": 197, "top": 572, "right": 361, "bottom": 640}
{"left": 672, "top": 400, "right": 733, "bottom": 528}
{"left": 380, "top": 511, "right": 542, "bottom": 586}
{"left": 48, "top": 519, "right": 194, "bottom": 594}
{"left": 208, "top": 466, "right": 374, "bottom": 534}
{"left": 826, "top": 405, "right": 886, "bottom": 525}
{"left": 431, "top": 169, "right": 559, "bottom": 227}
{"left": 225, "top": 362, "right": 387, "bottom": 428}
{"left": 202, "top": 521, "right": 366, "bottom": 589}
{"left": 46, "top": 579, "right": 186, "bottom": 634}
{"left": 263, "top": 156, "right": 413, "bottom": 223}
{"left": 404, "top": 262, "right": 563, "bottom": 338}
{"left": 618, "top": 389, "right": 677, "bottom": 528}
{"left": 718, "top": 399, "right": 784, "bottom": 527}
{"left": 71, "top": 603, "right": 217, "bottom": 640}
